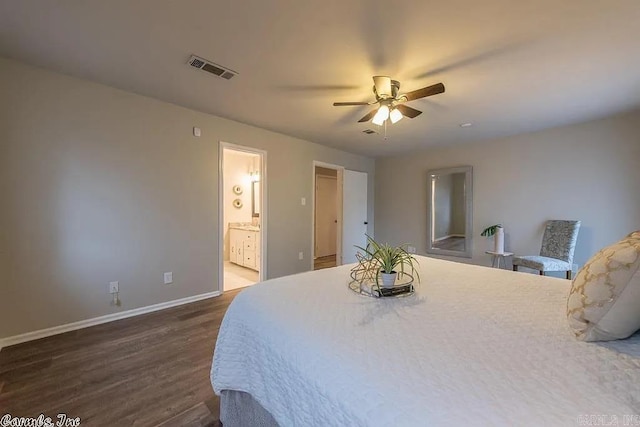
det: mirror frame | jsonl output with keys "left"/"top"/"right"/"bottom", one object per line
{"left": 426, "top": 166, "right": 473, "bottom": 258}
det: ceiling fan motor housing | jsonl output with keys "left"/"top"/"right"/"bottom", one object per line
{"left": 373, "top": 78, "right": 401, "bottom": 100}
{"left": 391, "top": 80, "right": 400, "bottom": 98}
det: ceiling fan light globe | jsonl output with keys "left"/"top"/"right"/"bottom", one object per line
{"left": 390, "top": 108, "right": 403, "bottom": 124}
{"left": 378, "top": 105, "right": 390, "bottom": 120}
{"left": 372, "top": 105, "right": 389, "bottom": 125}
{"left": 372, "top": 114, "right": 385, "bottom": 126}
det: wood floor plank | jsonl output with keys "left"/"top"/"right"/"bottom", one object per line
{"left": 0, "top": 289, "right": 240, "bottom": 427}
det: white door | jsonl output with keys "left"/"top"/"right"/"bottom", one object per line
{"left": 315, "top": 176, "right": 337, "bottom": 257}
{"left": 342, "top": 170, "right": 368, "bottom": 264}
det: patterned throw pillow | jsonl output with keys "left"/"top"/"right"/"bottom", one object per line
{"left": 567, "top": 231, "right": 640, "bottom": 341}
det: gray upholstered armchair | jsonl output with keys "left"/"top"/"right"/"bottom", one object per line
{"left": 512, "top": 220, "right": 581, "bottom": 279}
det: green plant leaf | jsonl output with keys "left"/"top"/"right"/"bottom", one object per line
{"left": 480, "top": 224, "right": 502, "bottom": 237}
{"left": 354, "top": 235, "right": 420, "bottom": 284}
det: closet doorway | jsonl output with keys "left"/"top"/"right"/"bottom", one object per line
{"left": 313, "top": 163, "right": 342, "bottom": 270}
{"left": 219, "top": 142, "right": 266, "bottom": 292}
{"left": 311, "top": 163, "right": 368, "bottom": 270}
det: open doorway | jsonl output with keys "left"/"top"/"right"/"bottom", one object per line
{"left": 314, "top": 167, "right": 338, "bottom": 269}
{"left": 219, "top": 143, "right": 266, "bottom": 292}
{"left": 313, "top": 164, "right": 342, "bottom": 270}
{"left": 312, "top": 163, "right": 368, "bottom": 271}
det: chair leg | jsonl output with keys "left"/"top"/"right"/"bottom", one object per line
{"left": 566, "top": 271, "right": 572, "bottom": 280}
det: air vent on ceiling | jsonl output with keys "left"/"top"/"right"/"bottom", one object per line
{"left": 362, "top": 129, "right": 377, "bottom": 134}
{"left": 187, "top": 55, "right": 238, "bottom": 80}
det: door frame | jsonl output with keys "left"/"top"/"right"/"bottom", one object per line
{"left": 311, "top": 161, "right": 344, "bottom": 270}
{"left": 219, "top": 142, "right": 267, "bottom": 292}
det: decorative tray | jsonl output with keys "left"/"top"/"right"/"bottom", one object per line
{"left": 348, "top": 271, "right": 415, "bottom": 298}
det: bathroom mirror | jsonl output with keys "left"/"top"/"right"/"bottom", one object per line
{"left": 426, "top": 166, "right": 473, "bottom": 258}
{"left": 252, "top": 181, "right": 260, "bottom": 217}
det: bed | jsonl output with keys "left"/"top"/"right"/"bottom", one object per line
{"left": 211, "top": 256, "right": 640, "bottom": 426}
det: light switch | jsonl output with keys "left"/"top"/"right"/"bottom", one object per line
{"left": 109, "top": 281, "right": 119, "bottom": 294}
{"left": 301, "top": 197, "right": 306, "bottom": 206}
{"left": 193, "top": 127, "right": 201, "bottom": 137}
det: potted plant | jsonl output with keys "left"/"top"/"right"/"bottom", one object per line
{"left": 481, "top": 224, "right": 504, "bottom": 254}
{"left": 355, "top": 235, "right": 420, "bottom": 288}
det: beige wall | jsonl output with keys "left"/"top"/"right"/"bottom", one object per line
{"left": 0, "top": 57, "right": 374, "bottom": 339}
{"left": 375, "top": 110, "right": 640, "bottom": 273}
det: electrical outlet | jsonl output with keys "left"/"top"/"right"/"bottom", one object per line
{"left": 298, "top": 251, "right": 304, "bottom": 260}
{"left": 109, "top": 281, "right": 119, "bottom": 294}
{"left": 164, "top": 272, "right": 173, "bottom": 285}
{"left": 407, "top": 246, "right": 417, "bottom": 254}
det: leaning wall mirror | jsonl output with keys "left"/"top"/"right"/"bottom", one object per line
{"left": 426, "top": 166, "right": 473, "bottom": 258}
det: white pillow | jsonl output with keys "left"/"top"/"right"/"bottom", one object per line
{"left": 567, "top": 231, "right": 640, "bottom": 341}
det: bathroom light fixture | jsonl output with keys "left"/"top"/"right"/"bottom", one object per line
{"left": 389, "top": 108, "right": 403, "bottom": 124}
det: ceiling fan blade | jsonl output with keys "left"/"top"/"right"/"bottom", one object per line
{"left": 373, "top": 76, "right": 392, "bottom": 98}
{"left": 402, "top": 82, "right": 445, "bottom": 101}
{"left": 358, "top": 109, "right": 379, "bottom": 123}
{"left": 333, "top": 101, "right": 371, "bottom": 106}
{"left": 396, "top": 104, "right": 423, "bottom": 118}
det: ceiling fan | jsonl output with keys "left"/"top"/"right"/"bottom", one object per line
{"left": 333, "top": 76, "right": 445, "bottom": 125}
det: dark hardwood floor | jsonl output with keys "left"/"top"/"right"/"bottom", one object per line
{"left": 0, "top": 290, "right": 240, "bottom": 426}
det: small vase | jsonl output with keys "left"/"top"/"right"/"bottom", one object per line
{"left": 380, "top": 271, "right": 397, "bottom": 288}
{"left": 494, "top": 227, "right": 505, "bottom": 254}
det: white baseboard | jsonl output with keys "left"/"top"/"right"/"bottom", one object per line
{"left": 0, "top": 291, "right": 221, "bottom": 350}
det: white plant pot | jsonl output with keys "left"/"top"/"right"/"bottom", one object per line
{"left": 494, "top": 227, "right": 505, "bottom": 254}
{"left": 380, "top": 271, "right": 397, "bottom": 288}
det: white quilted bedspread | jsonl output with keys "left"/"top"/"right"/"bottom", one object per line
{"left": 212, "top": 256, "right": 640, "bottom": 426}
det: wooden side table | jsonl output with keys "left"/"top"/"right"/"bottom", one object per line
{"left": 486, "top": 251, "right": 513, "bottom": 269}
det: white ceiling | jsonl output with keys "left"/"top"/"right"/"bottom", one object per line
{"left": 1, "top": 1, "right": 639, "bottom": 157}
